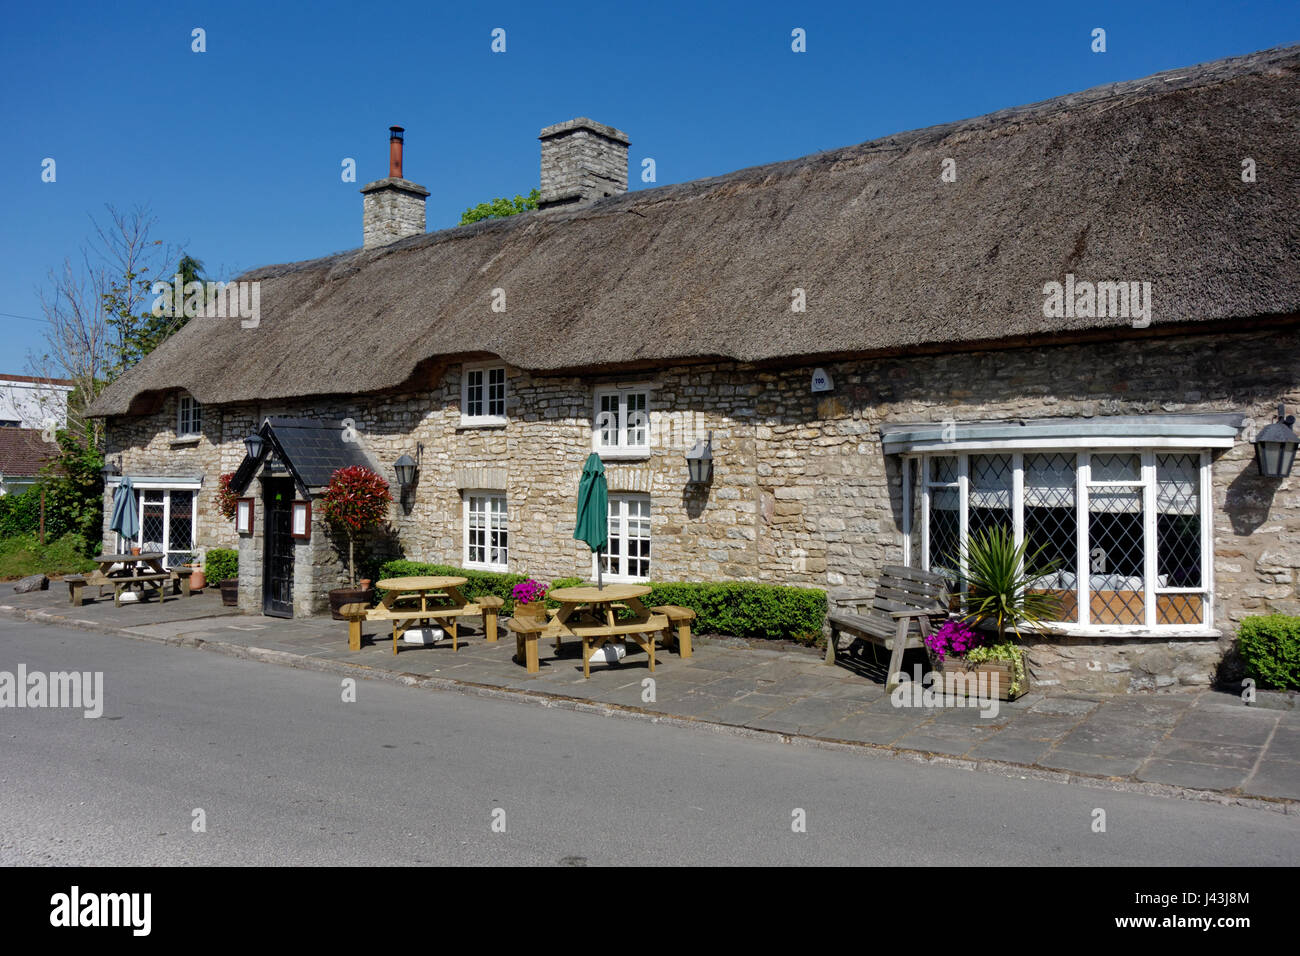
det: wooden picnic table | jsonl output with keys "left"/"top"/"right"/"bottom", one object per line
{"left": 89, "top": 552, "right": 175, "bottom": 606}
{"left": 373, "top": 576, "right": 473, "bottom": 655}
{"left": 543, "top": 584, "right": 669, "bottom": 678}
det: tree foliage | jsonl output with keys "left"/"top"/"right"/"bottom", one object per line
{"left": 459, "top": 189, "right": 540, "bottom": 226}
{"left": 319, "top": 466, "right": 392, "bottom": 586}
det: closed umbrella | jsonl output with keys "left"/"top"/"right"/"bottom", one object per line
{"left": 573, "top": 452, "right": 609, "bottom": 589}
{"left": 109, "top": 476, "right": 139, "bottom": 546}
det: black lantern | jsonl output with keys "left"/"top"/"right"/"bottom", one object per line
{"left": 243, "top": 432, "right": 265, "bottom": 461}
{"left": 686, "top": 431, "right": 714, "bottom": 485}
{"left": 1255, "top": 405, "right": 1299, "bottom": 478}
{"left": 394, "top": 454, "right": 418, "bottom": 489}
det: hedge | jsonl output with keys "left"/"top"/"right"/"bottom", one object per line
{"left": 1237, "top": 614, "right": 1300, "bottom": 690}
{"left": 545, "top": 576, "right": 826, "bottom": 641}
{"left": 377, "top": 560, "right": 530, "bottom": 611}
{"left": 0, "top": 487, "right": 42, "bottom": 539}
{"left": 205, "top": 548, "right": 238, "bottom": 584}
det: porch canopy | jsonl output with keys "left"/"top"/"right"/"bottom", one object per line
{"left": 229, "top": 417, "right": 379, "bottom": 498}
{"left": 878, "top": 413, "right": 1245, "bottom": 456}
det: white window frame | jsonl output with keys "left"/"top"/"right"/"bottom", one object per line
{"left": 597, "top": 494, "right": 651, "bottom": 583}
{"left": 905, "top": 446, "right": 1215, "bottom": 636}
{"left": 592, "top": 385, "right": 652, "bottom": 459}
{"left": 176, "top": 394, "right": 202, "bottom": 438}
{"left": 462, "top": 491, "right": 509, "bottom": 571}
{"left": 460, "top": 363, "right": 508, "bottom": 427}
{"left": 119, "top": 486, "right": 198, "bottom": 570}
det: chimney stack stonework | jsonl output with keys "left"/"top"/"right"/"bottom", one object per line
{"left": 538, "top": 118, "right": 630, "bottom": 210}
{"left": 360, "top": 125, "right": 429, "bottom": 249}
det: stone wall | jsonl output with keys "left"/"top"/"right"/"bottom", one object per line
{"left": 102, "top": 326, "right": 1300, "bottom": 691}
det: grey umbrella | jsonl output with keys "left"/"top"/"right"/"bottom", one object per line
{"left": 109, "top": 476, "right": 139, "bottom": 544}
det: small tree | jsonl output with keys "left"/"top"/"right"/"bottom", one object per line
{"left": 318, "top": 466, "right": 392, "bottom": 587}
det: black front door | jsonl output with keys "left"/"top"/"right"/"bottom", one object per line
{"left": 262, "top": 479, "right": 295, "bottom": 618}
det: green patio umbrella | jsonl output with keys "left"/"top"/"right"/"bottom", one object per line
{"left": 108, "top": 476, "right": 139, "bottom": 545}
{"left": 573, "top": 452, "right": 609, "bottom": 589}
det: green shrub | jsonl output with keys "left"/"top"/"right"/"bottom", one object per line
{"left": 0, "top": 532, "right": 97, "bottom": 580}
{"left": 0, "top": 488, "right": 42, "bottom": 538}
{"left": 1237, "top": 615, "right": 1300, "bottom": 690}
{"left": 377, "top": 560, "right": 530, "bottom": 611}
{"left": 205, "top": 548, "right": 238, "bottom": 584}
{"left": 644, "top": 581, "right": 826, "bottom": 641}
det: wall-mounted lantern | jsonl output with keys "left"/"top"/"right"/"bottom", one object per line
{"left": 686, "top": 431, "right": 714, "bottom": 485}
{"left": 394, "top": 454, "right": 418, "bottom": 489}
{"left": 1255, "top": 404, "right": 1299, "bottom": 478}
{"left": 243, "top": 432, "right": 265, "bottom": 461}
{"left": 395, "top": 443, "right": 424, "bottom": 505}
{"left": 101, "top": 456, "right": 122, "bottom": 480}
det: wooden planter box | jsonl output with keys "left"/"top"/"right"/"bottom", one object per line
{"left": 930, "top": 653, "right": 1024, "bottom": 701}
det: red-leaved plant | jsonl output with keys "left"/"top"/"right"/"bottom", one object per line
{"left": 215, "top": 472, "right": 240, "bottom": 521}
{"left": 318, "top": 466, "right": 392, "bottom": 587}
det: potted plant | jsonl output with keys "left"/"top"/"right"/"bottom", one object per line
{"left": 935, "top": 526, "right": 1060, "bottom": 700}
{"left": 511, "top": 578, "right": 549, "bottom": 622}
{"left": 319, "top": 465, "right": 392, "bottom": 620}
{"left": 205, "top": 548, "right": 239, "bottom": 606}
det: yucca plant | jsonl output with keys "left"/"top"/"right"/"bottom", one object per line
{"left": 948, "top": 525, "right": 1061, "bottom": 642}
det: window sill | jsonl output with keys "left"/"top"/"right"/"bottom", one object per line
{"left": 1024, "top": 623, "right": 1223, "bottom": 640}
{"left": 595, "top": 449, "right": 651, "bottom": 461}
{"left": 170, "top": 436, "right": 201, "bottom": 447}
{"left": 458, "top": 418, "right": 508, "bottom": 430}
{"left": 465, "top": 563, "right": 509, "bottom": 574}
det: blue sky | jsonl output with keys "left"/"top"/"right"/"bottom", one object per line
{"left": 2, "top": 0, "right": 1297, "bottom": 368}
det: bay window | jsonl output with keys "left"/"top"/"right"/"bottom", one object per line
{"left": 912, "top": 449, "right": 1213, "bottom": 632}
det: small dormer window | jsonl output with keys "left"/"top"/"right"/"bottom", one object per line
{"left": 177, "top": 394, "right": 202, "bottom": 438}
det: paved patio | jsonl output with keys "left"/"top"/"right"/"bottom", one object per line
{"left": 3, "top": 582, "right": 1298, "bottom": 804}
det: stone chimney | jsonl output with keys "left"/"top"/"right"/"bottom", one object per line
{"left": 538, "top": 118, "right": 629, "bottom": 210}
{"left": 360, "top": 126, "right": 430, "bottom": 248}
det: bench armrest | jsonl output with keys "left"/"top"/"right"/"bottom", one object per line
{"left": 831, "top": 592, "right": 873, "bottom": 609}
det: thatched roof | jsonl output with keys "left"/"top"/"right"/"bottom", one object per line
{"left": 89, "top": 45, "right": 1300, "bottom": 418}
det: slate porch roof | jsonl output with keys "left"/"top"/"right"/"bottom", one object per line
{"left": 230, "top": 418, "right": 379, "bottom": 497}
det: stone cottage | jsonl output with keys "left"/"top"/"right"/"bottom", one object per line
{"left": 86, "top": 46, "right": 1300, "bottom": 692}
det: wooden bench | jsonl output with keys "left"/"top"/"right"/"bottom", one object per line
{"left": 652, "top": 605, "right": 696, "bottom": 658}
{"left": 571, "top": 616, "right": 668, "bottom": 678}
{"left": 826, "top": 565, "right": 949, "bottom": 691}
{"left": 507, "top": 615, "right": 548, "bottom": 673}
{"left": 339, "top": 602, "right": 371, "bottom": 651}
{"left": 65, "top": 574, "right": 89, "bottom": 606}
{"left": 170, "top": 569, "right": 194, "bottom": 598}
{"left": 478, "top": 595, "right": 505, "bottom": 642}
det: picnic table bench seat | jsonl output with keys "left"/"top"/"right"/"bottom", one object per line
{"left": 651, "top": 604, "right": 696, "bottom": 657}
{"left": 826, "top": 564, "right": 950, "bottom": 691}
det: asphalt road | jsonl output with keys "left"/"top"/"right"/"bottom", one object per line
{"left": 1, "top": 617, "right": 1297, "bottom": 866}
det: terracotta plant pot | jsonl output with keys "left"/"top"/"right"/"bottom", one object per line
{"left": 219, "top": 579, "right": 239, "bottom": 607}
{"left": 359, "top": 579, "right": 372, "bottom": 590}
{"left": 330, "top": 587, "right": 374, "bottom": 621}
{"left": 190, "top": 567, "right": 207, "bottom": 590}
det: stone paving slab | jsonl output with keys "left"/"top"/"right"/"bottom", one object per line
{"left": 3, "top": 585, "right": 1299, "bottom": 806}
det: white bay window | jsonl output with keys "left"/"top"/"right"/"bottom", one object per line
{"left": 910, "top": 448, "right": 1213, "bottom": 632}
